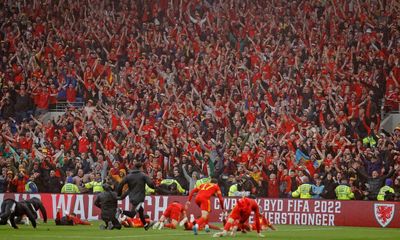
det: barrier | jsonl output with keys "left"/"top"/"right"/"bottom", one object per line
{"left": 0, "top": 193, "right": 399, "bottom": 228}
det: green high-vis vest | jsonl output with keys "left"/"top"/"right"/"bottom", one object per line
{"left": 85, "top": 181, "right": 104, "bottom": 193}
{"left": 160, "top": 179, "right": 185, "bottom": 193}
{"left": 292, "top": 184, "right": 312, "bottom": 199}
{"left": 377, "top": 186, "right": 395, "bottom": 201}
{"left": 195, "top": 177, "right": 211, "bottom": 187}
{"left": 335, "top": 185, "right": 354, "bottom": 200}
{"left": 61, "top": 183, "right": 80, "bottom": 193}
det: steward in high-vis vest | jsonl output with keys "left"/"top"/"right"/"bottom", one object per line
{"left": 195, "top": 177, "right": 211, "bottom": 188}
{"left": 85, "top": 173, "right": 104, "bottom": 194}
{"left": 157, "top": 179, "right": 186, "bottom": 195}
{"left": 292, "top": 177, "right": 313, "bottom": 199}
{"left": 25, "top": 175, "right": 38, "bottom": 193}
{"left": 61, "top": 177, "right": 80, "bottom": 193}
{"left": 335, "top": 179, "right": 354, "bottom": 200}
{"left": 377, "top": 179, "right": 395, "bottom": 201}
{"left": 145, "top": 184, "right": 156, "bottom": 195}
{"left": 228, "top": 183, "right": 239, "bottom": 197}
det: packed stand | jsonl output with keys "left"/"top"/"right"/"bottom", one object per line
{"left": 0, "top": 0, "right": 400, "bottom": 201}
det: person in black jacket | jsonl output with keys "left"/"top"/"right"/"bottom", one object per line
{"left": 94, "top": 183, "right": 121, "bottom": 230}
{"left": 356, "top": 164, "right": 397, "bottom": 200}
{"left": 14, "top": 88, "right": 32, "bottom": 122}
{"left": 321, "top": 173, "right": 338, "bottom": 199}
{"left": 15, "top": 197, "right": 47, "bottom": 224}
{"left": 46, "top": 170, "right": 63, "bottom": 193}
{"left": 117, "top": 162, "right": 155, "bottom": 230}
{"left": 0, "top": 199, "right": 37, "bottom": 229}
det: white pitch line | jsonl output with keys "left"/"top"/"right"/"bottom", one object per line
{"left": 8, "top": 227, "right": 350, "bottom": 239}
{"left": 10, "top": 232, "right": 195, "bottom": 239}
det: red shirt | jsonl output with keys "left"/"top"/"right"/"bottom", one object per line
{"left": 188, "top": 183, "right": 224, "bottom": 208}
{"left": 78, "top": 137, "right": 90, "bottom": 153}
{"left": 267, "top": 179, "right": 279, "bottom": 198}
{"left": 166, "top": 202, "right": 185, "bottom": 214}
{"left": 234, "top": 198, "right": 261, "bottom": 233}
{"left": 37, "top": 92, "right": 50, "bottom": 109}
{"left": 19, "top": 137, "right": 33, "bottom": 150}
{"left": 63, "top": 139, "right": 73, "bottom": 151}
{"left": 66, "top": 87, "right": 77, "bottom": 102}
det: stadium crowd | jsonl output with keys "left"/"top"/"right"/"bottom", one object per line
{"left": 0, "top": 0, "right": 400, "bottom": 201}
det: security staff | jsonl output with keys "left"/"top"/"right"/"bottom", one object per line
{"left": 335, "top": 179, "right": 354, "bottom": 200}
{"left": 291, "top": 177, "right": 313, "bottom": 199}
{"left": 228, "top": 183, "right": 239, "bottom": 197}
{"left": 85, "top": 173, "right": 104, "bottom": 194}
{"left": 157, "top": 178, "right": 186, "bottom": 195}
{"left": 25, "top": 175, "right": 39, "bottom": 193}
{"left": 145, "top": 184, "right": 156, "bottom": 195}
{"left": 377, "top": 179, "right": 395, "bottom": 201}
{"left": 61, "top": 177, "right": 80, "bottom": 193}
{"left": 195, "top": 176, "right": 211, "bottom": 187}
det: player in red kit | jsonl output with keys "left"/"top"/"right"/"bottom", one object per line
{"left": 152, "top": 201, "right": 188, "bottom": 230}
{"left": 213, "top": 197, "right": 264, "bottom": 237}
{"left": 186, "top": 178, "right": 224, "bottom": 235}
{"left": 237, "top": 214, "right": 276, "bottom": 233}
{"left": 252, "top": 215, "right": 276, "bottom": 231}
{"left": 119, "top": 214, "right": 152, "bottom": 228}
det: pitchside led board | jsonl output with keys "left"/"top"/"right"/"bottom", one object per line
{"left": 0, "top": 193, "right": 399, "bottom": 228}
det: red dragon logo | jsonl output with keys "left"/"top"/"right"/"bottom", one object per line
{"left": 374, "top": 203, "right": 395, "bottom": 227}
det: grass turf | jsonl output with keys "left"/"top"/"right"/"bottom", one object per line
{"left": 0, "top": 221, "right": 399, "bottom": 240}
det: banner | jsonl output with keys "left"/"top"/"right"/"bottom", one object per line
{"left": 0, "top": 194, "right": 399, "bottom": 228}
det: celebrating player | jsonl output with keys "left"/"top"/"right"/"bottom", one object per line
{"left": 119, "top": 214, "right": 153, "bottom": 228}
{"left": 186, "top": 178, "right": 224, "bottom": 234}
{"left": 213, "top": 197, "right": 264, "bottom": 237}
{"left": 55, "top": 209, "right": 91, "bottom": 226}
{"left": 236, "top": 212, "right": 276, "bottom": 233}
{"left": 152, "top": 201, "right": 188, "bottom": 230}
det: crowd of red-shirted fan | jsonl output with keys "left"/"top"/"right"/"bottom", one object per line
{"left": 1, "top": 0, "right": 400, "bottom": 235}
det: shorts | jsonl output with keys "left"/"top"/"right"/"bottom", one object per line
{"left": 195, "top": 197, "right": 211, "bottom": 212}
{"left": 164, "top": 207, "right": 181, "bottom": 221}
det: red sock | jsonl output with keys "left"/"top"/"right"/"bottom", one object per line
{"left": 224, "top": 221, "right": 233, "bottom": 231}
{"left": 165, "top": 223, "right": 176, "bottom": 229}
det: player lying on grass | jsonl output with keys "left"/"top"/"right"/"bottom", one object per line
{"left": 152, "top": 201, "right": 188, "bottom": 230}
{"left": 186, "top": 178, "right": 224, "bottom": 234}
{"left": 213, "top": 197, "right": 264, "bottom": 237}
{"left": 55, "top": 209, "right": 91, "bottom": 226}
{"left": 119, "top": 213, "right": 153, "bottom": 228}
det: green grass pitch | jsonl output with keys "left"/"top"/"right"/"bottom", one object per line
{"left": 0, "top": 221, "right": 398, "bottom": 240}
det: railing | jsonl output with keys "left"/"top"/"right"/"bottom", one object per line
{"left": 49, "top": 100, "right": 85, "bottom": 112}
